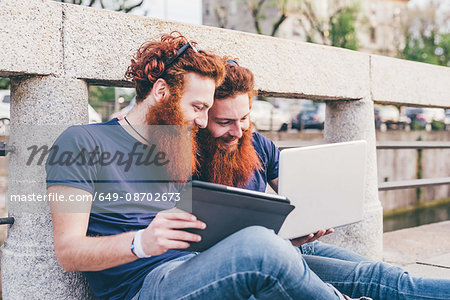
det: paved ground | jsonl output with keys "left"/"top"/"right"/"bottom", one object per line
{"left": 383, "top": 221, "right": 450, "bottom": 279}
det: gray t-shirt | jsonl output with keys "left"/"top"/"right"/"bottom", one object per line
{"left": 46, "top": 118, "right": 189, "bottom": 300}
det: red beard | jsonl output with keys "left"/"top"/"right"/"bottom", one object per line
{"left": 196, "top": 127, "right": 261, "bottom": 187}
{"left": 145, "top": 96, "right": 199, "bottom": 182}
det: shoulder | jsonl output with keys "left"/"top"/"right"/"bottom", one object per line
{"left": 252, "top": 132, "right": 277, "bottom": 153}
{"left": 55, "top": 119, "right": 119, "bottom": 146}
{"left": 55, "top": 125, "right": 93, "bottom": 144}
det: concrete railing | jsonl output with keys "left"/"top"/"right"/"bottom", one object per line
{"left": 1, "top": 0, "right": 449, "bottom": 299}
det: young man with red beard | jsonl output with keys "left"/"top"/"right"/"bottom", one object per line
{"left": 46, "top": 33, "right": 359, "bottom": 300}
{"left": 46, "top": 33, "right": 225, "bottom": 299}
{"left": 195, "top": 60, "right": 450, "bottom": 300}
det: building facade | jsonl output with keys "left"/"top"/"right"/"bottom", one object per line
{"left": 203, "top": 0, "right": 410, "bottom": 56}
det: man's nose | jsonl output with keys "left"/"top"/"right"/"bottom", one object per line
{"left": 194, "top": 112, "right": 208, "bottom": 129}
{"left": 229, "top": 123, "right": 243, "bottom": 138}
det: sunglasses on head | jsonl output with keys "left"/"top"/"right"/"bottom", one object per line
{"left": 226, "top": 59, "right": 239, "bottom": 66}
{"left": 165, "top": 42, "right": 199, "bottom": 68}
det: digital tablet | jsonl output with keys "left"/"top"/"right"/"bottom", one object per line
{"left": 176, "top": 180, "right": 294, "bottom": 252}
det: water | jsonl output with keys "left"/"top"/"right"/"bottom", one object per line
{"left": 384, "top": 201, "right": 450, "bottom": 232}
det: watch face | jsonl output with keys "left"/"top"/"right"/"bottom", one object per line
{"left": 131, "top": 238, "right": 137, "bottom": 256}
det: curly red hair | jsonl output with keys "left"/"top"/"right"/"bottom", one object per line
{"left": 214, "top": 60, "right": 256, "bottom": 106}
{"left": 125, "top": 31, "right": 225, "bottom": 102}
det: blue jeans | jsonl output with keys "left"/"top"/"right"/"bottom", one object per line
{"left": 301, "top": 241, "right": 369, "bottom": 262}
{"left": 136, "top": 226, "right": 344, "bottom": 300}
{"left": 301, "top": 241, "right": 450, "bottom": 300}
{"left": 135, "top": 228, "right": 450, "bottom": 299}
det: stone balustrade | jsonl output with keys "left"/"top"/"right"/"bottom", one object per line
{"left": 0, "top": 0, "right": 449, "bottom": 298}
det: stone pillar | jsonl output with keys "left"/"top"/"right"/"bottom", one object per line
{"left": 320, "top": 98, "right": 383, "bottom": 260}
{"left": 1, "top": 76, "right": 95, "bottom": 299}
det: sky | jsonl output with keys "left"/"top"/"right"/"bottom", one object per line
{"left": 131, "top": 0, "right": 203, "bottom": 25}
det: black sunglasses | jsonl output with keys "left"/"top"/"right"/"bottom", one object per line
{"left": 226, "top": 59, "right": 239, "bottom": 66}
{"left": 165, "top": 42, "right": 199, "bottom": 68}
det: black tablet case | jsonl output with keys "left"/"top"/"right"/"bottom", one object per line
{"left": 177, "top": 181, "right": 295, "bottom": 252}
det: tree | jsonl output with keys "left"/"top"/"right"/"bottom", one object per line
{"left": 401, "top": 2, "right": 449, "bottom": 67}
{"left": 88, "top": 86, "right": 115, "bottom": 104}
{"left": 329, "top": 5, "right": 358, "bottom": 50}
{"left": 54, "top": 0, "right": 144, "bottom": 14}
{"left": 214, "top": 3, "right": 230, "bottom": 28}
{"left": 209, "top": 0, "right": 294, "bottom": 36}
{"left": 297, "top": 0, "right": 359, "bottom": 50}
{"left": 245, "top": 0, "right": 360, "bottom": 49}
{"left": 247, "top": 0, "right": 292, "bottom": 36}
{"left": 0, "top": 78, "right": 10, "bottom": 90}
{"left": 403, "top": 32, "right": 449, "bottom": 66}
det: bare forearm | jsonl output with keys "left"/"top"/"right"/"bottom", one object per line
{"left": 269, "top": 178, "right": 279, "bottom": 193}
{"left": 50, "top": 187, "right": 204, "bottom": 272}
{"left": 56, "top": 231, "right": 137, "bottom": 272}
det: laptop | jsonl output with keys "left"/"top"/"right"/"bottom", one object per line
{"left": 175, "top": 180, "right": 295, "bottom": 252}
{"left": 277, "top": 140, "right": 367, "bottom": 239}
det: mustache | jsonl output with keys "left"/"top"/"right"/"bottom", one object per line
{"left": 218, "top": 135, "right": 239, "bottom": 144}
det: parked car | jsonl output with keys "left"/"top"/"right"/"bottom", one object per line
{"left": 405, "top": 107, "right": 446, "bottom": 131}
{"left": 109, "top": 97, "right": 136, "bottom": 120}
{"left": 88, "top": 104, "right": 103, "bottom": 123}
{"left": 374, "top": 105, "right": 410, "bottom": 131}
{"left": 292, "top": 101, "right": 325, "bottom": 130}
{"left": 0, "top": 90, "right": 10, "bottom": 135}
{"left": 250, "top": 100, "right": 290, "bottom": 131}
{"left": 0, "top": 90, "right": 103, "bottom": 135}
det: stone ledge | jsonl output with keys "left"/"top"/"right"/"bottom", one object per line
{"left": 1, "top": 0, "right": 449, "bottom": 108}
{"left": 371, "top": 55, "right": 450, "bottom": 108}
{"left": 62, "top": 2, "right": 370, "bottom": 100}
{"left": 0, "top": 0, "right": 62, "bottom": 77}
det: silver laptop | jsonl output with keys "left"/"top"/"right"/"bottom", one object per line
{"left": 277, "top": 140, "right": 367, "bottom": 239}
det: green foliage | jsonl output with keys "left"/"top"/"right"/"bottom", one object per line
{"left": 298, "top": 1, "right": 359, "bottom": 51}
{"left": 329, "top": 5, "right": 359, "bottom": 50}
{"left": 402, "top": 32, "right": 449, "bottom": 67}
{"left": 415, "top": 136, "right": 423, "bottom": 203}
{"left": 411, "top": 120, "right": 424, "bottom": 131}
{"left": 89, "top": 86, "right": 115, "bottom": 104}
{"left": 431, "top": 120, "right": 445, "bottom": 131}
{"left": 0, "top": 78, "right": 10, "bottom": 90}
{"left": 88, "top": 86, "right": 135, "bottom": 104}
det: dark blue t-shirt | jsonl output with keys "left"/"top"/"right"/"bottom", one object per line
{"left": 46, "top": 119, "right": 189, "bottom": 300}
{"left": 242, "top": 132, "right": 280, "bottom": 192}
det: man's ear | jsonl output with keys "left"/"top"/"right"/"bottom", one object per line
{"left": 152, "top": 78, "right": 170, "bottom": 103}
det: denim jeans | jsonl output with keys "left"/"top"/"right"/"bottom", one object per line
{"left": 136, "top": 226, "right": 343, "bottom": 300}
{"left": 135, "top": 228, "right": 450, "bottom": 300}
{"left": 300, "top": 241, "right": 369, "bottom": 262}
{"left": 301, "top": 241, "right": 450, "bottom": 300}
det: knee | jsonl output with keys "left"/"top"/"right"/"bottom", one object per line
{"left": 361, "top": 260, "right": 409, "bottom": 282}
{"left": 232, "top": 226, "right": 286, "bottom": 251}
{"left": 229, "top": 226, "right": 301, "bottom": 270}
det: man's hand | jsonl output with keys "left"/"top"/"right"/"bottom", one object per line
{"left": 141, "top": 212, "right": 206, "bottom": 256}
{"left": 289, "top": 228, "right": 334, "bottom": 247}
